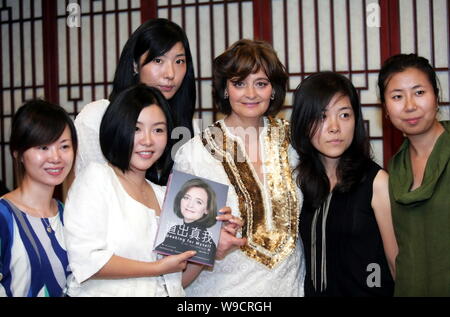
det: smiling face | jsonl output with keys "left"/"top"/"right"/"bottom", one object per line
{"left": 180, "top": 186, "right": 209, "bottom": 223}
{"left": 139, "top": 41, "right": 187, "bottom": 100}
{"left": 311, "top": 93, "right": 355, "bottom": 166}
{"left": 20, "top": 126, "right": 74, "bottom": 188}
{"left": 384, "top": 67, "right": 439, "bottom": 137}
{"left": 226, "top": 69, "right": 273, "bottom": 122}
{"left": 129, "top": 104, "right": 168, "bottom": 174}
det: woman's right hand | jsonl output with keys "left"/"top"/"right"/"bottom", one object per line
{"left": 215, "top": 207, "right": 247, "bottom": 260}
{"left": 156, "top": 251, "right": 196, "bottom": 274}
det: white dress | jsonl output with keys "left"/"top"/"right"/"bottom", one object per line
{"left": 74, "top": 99, "right": 110, "bottom": 176}
{"left": 174, "top": 117, "right": 306, "bottom": 297}
{"left": 63, "top": 162, "right": 184, "bottom": 297}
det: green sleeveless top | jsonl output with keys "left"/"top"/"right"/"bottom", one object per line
{"left": 389, "top": 121, "right": 450, "bottom": 297}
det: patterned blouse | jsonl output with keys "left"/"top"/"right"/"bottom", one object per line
{"left": 0, "top": 199, "right": 70, "bottom": 297}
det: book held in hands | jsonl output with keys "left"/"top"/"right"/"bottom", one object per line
{"left": 154, "top": 170, "right": 229, "bottom": 266}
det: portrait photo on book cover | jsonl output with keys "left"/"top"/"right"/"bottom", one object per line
{"left": 154, "top": 170, "right": 229, "bottom": 266}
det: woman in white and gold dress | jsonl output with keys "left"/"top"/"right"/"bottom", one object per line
{"left": 174, "top": 39, "right": 305, "bottom": 296}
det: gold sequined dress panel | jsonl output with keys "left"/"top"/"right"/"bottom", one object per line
{"left": 201, "top": 117, "right": 299, "bottom": 268}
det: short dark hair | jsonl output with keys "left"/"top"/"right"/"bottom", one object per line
{"left": 100, "top": 84, "right": 174, "bottom": 184}
{"left": 290, "top": 72, "right": 371, "bottom": 210}
{"left": 109, "top": 18, "right": 196, "bottom": 135}
{"left": 213, "top": 39, "right": 288, "bottom": 116}
{"left": 173, "top": 178, "right": 217, "bottom": 228}
{"left": 10, "top": 99, "right": 78, "bottom": 185}
{"left": 378, "top": 53, "right": 440, "bottom": 103}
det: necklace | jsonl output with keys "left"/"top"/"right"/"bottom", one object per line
{"left": 6, "top": 192, "right": 57, "bottom": 233}
{"left": 42, "top": 217, "right": 53, "bottom": 233}
{"left": 118, "top": 170, "right": 160, "bottom": 213}
{"left": 125, "top": 175, "right": 147, "bottom": 193}
{"left": 121, "top": 172, "right": 150, "bottom": 201}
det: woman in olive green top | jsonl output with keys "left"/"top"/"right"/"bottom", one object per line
{"left": 378, "top": 53, "right": 450, "bottom": 296}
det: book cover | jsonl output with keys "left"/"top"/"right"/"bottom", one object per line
{"left": 154, "top": 169, "right": 229, "bottom": 266}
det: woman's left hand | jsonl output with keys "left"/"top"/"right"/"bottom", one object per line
{"left": 215, "top": 207, "right": 247, "bottom": 260}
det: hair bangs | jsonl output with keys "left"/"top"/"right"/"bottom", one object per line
{"left": 101, "top": 85, "right": 174, "bottom": 183}
{"left": 139, "top": 23, "right": 185, "bottom": 66}
{"left": 291, "top": 72, "right": 371, "bottom": 209}
{"left": 229, "top": 50, "right": 271, "bottom": 82}
{"left": 21, "top": 110, "right": 68, "bottom": 151}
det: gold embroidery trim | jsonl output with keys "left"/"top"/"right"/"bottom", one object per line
{"left": 201, "top": 117, "right": 299, "bottom": 269}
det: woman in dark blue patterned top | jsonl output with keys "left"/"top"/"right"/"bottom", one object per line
{"left": 0, "top": 100, "right": 77, "bottom": 297}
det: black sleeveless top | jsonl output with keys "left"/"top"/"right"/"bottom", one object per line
{"left": 300, "top": 160, "right": 394, "bottom": 296}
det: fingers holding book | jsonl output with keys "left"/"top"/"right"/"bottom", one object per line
{"left": 216, "top": 206, "right": 247, "bottom": 260}
{"left": 158, "top": 250, "right": 197, "bottom": 274}
{"left": 217, "top": 206, "right": 244, "bottom": 233}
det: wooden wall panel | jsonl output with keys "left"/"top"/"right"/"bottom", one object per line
{"left": 0, "top": 0, "right": 44, "bottom": 190}
{"left": 272, "top": 0, "right": 385, "bottom": 165}
{"left": 399, "top": 0, "right": 450, "bottom": 120}
{"left": 0, "top": 0, "right": 449, "bottom": 189}
{"left": 56, "top": 0, "right": 141, "bottom": 117}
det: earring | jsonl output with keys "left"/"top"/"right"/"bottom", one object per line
{"left": 270, "top": 91, "right": 275, "bottom": 100}
{"left": 224, "top": 89, "right": 229, "bottom": 99}
{"left": 133, "top": 61, "right": 139, "bottom": 76}
{"left": 436, "top": 105, "right": 440, "bottom": 112}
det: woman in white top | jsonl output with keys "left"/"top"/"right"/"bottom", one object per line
{"left": 174, "top": 39, "right": 306, "bottom": 296}
{"left": 65, "top": 85, "right": 191, "bottom": 296}
{"left": 64, "top": 85, "right": 242, "bottom": 297}
{"left": 74, "top": 18, "right": 196, "bottom": 185}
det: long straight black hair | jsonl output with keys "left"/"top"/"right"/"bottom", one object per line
{"left": 109, "top": 18, "right": 196, "bottom": 136}
{"left": 290, "top": 72, "right": 371, "bottom": 210}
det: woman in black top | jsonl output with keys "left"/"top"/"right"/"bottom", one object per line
{"left": 290, "top": 72, "right": 398, "bottom": 296}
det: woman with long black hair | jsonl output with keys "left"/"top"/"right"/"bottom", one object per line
{"left": 291, "top": 72, "right": 398, "bottom": 296}
{"left": 75, "top": 18, "right": 196, "bottom": 185}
